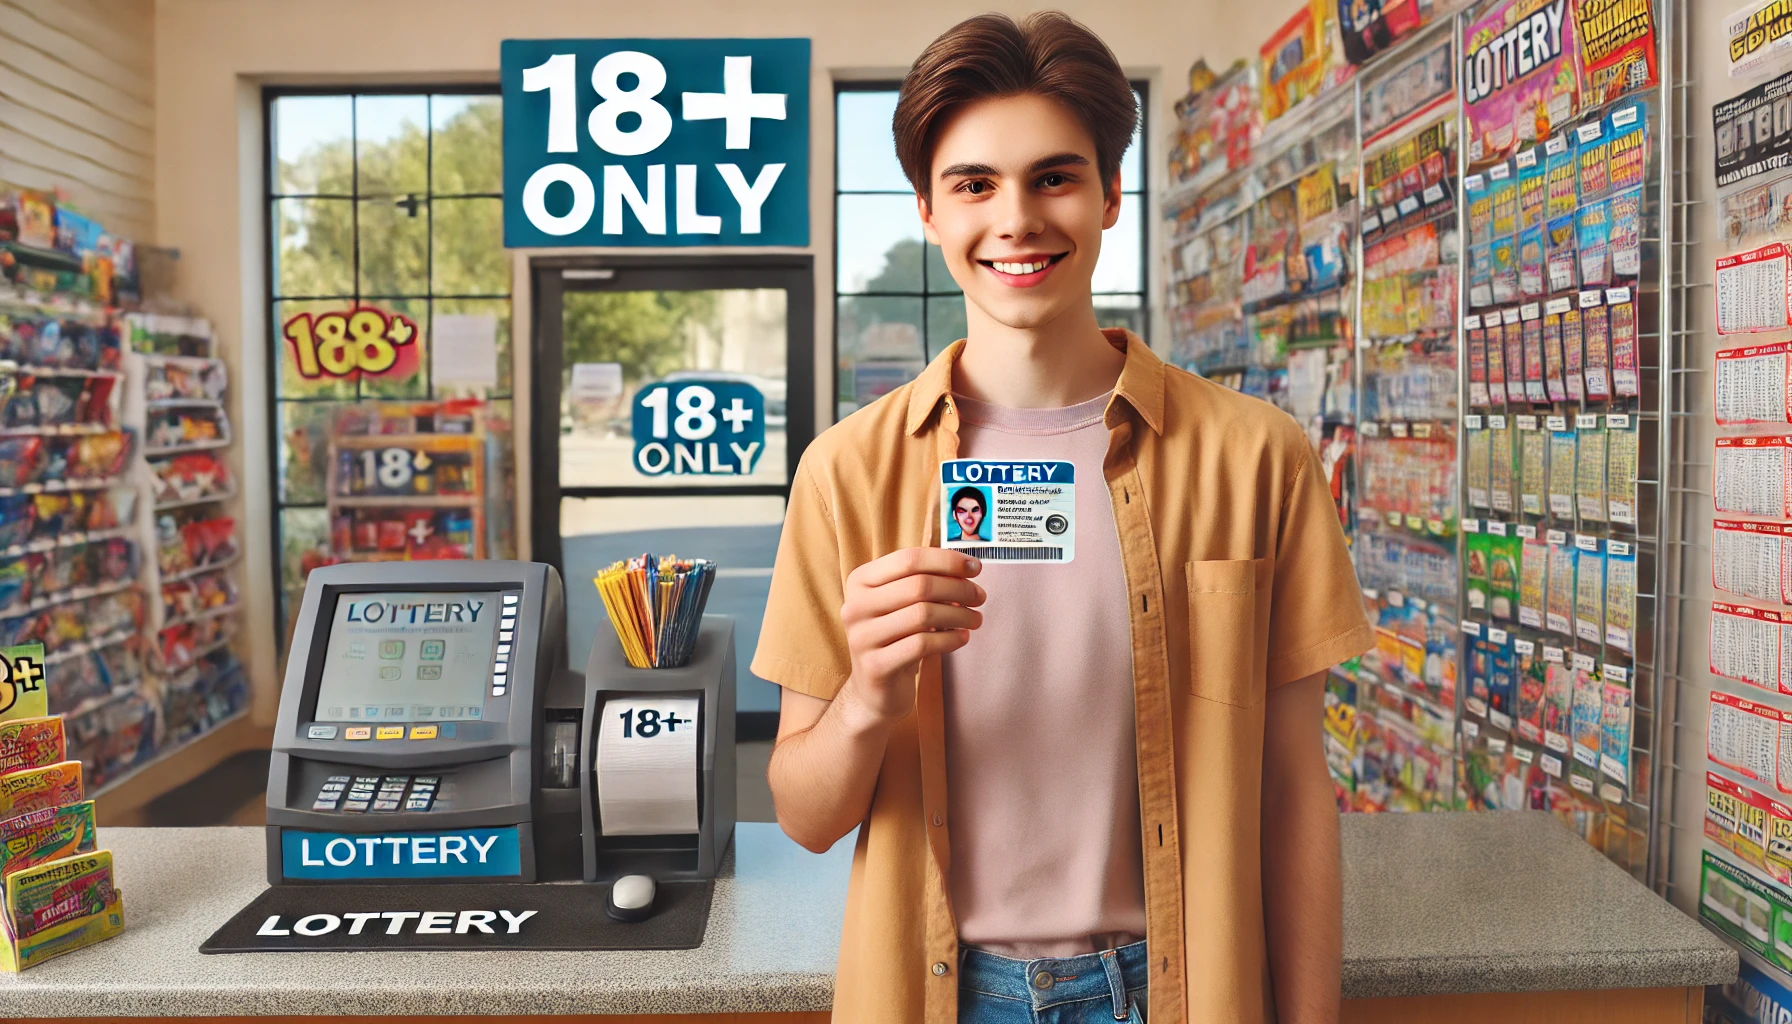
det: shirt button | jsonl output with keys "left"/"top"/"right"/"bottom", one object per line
{"left": 1033, "top": 970, "right": 1054, "bottom": 990}
{"left": 932, "top": 962, "right": 949, "bottom": 977}
{"left": 931, "top": 812, "right": 943, "bottom": 827}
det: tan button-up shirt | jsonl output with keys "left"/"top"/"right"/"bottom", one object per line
{"left": 753, "top": 330, "right": 1374, "bottom": 1023}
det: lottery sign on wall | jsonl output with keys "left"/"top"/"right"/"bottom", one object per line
{"left": 1463, "top": 0, "right": 1580, "bottom": 167}
{"left": 630, "top": 378, "right": 765, "bottom": 476}
{"left": 1730, "top": 0, "right": 1792, "bottom": 79}
{"left": 1713, "top": 66, "right": 1792, "bottom": 187}
{"left": 501, "top": 39, "right": 809, "bottom": 247}
{"left": 1571, "top": 0, "right": 1657, "bottom": 106}
{"left": 282, "top": 306, "right": 421, "bottom": 385}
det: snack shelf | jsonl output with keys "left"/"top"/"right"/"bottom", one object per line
{"left": 0, "top": 524, "right": 135, "bottom": 559}
{"left": 154, "top": 485, "right": 236, "bottom": 511}
{"left": 160, "top": 552, "right": 241, "bottom": 584}
{"left": 45, "top": 627, "right": 137, "bottom": 666}
{"left": 143, "top": 437, "right": 230, "bottom": 457}
{"left": 149, "top": 623, "right": 238, "bottom": 676}
{"left": 0, "top": 475, "right": 127, "bottom": 498}
{"left": 158, "top": 601, "right": 241, "bottom": 631}
{"left": 89, "top": 707, "right": 250, "bottom": 802}
{"left": 137, "top": 352, "right": 221, "bottom": 366}
{"left": 11, "top": 366, "right": 125, "bottom": 379}
{"left": 62, "top": 675, "right": 149, "bottom": 723}
{"left": 146, "top": 398, "right": 224, "bottom": 411}
{"left": 329, "top": 494, "right": 480, "bottom": 509}
{"left": 0, "top": 422, "right": 115, "bottom": 436}
{"left": 0, "top": 575, "right": 135, "bottom": 619}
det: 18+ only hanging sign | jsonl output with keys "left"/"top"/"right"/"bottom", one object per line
{"left": 501, "top": 39, "right": 810, "bottom": 247}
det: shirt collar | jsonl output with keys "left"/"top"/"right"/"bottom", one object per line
{"left": 903, "top": 328, "right": 1166, "bottom": 436}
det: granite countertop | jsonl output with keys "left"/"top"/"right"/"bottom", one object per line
{"left": 0, "top": 811, "right": 1736, "bottom": 1015}
{"left": 1341, "top": 810, "right": 1735, "bottom": 998}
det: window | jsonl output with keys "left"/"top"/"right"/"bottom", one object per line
{"left": 265, "top": 89, "right": 515, "bottom": 642}
{"left": 833, "top": 84, "right": 1147, "bottom": 420}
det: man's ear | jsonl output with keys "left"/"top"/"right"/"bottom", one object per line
{"left": 917, "top": 191, "right": 942, "bottom": 246}
{"left": 1102, "top": 171, "right": 1123, "bottom": 231}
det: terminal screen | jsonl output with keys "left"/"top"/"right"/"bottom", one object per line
{"left": 313, "top": 590, "right": 500, "bottom": 723}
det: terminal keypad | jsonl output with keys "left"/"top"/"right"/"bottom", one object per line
{"left": 312, "top": 774, "right": 439, "bottom": 813}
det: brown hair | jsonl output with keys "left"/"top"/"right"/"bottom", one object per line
{"left": 893, "top": 12, "right": 1136, "bottom": 201}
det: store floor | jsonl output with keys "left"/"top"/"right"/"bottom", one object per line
{"left": 139, "top": 740, "right": 779, "bottom": 827}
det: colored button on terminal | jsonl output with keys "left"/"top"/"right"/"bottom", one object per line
{"left": 376, "top": 726, "right": 404, "bottom": 740}
{"left": 409, "top": 725, "right": 438, "bottom": 740}
{"left": 345, "top": 727, "right": 372, "bottom": 740}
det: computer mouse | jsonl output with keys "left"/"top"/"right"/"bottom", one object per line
{"left": 607, "top": 873, "right": 657, "bottom": 922}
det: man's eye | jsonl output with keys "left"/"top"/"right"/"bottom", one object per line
{"left": 962, "top": 180, "right": 989, "bottom": 195}
{"left": 1040, "top": 173, "right": 1067, "bottom": 187}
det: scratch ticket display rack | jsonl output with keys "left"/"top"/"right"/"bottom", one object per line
{"left": 1166, "top": 0, "right": 1673, "bottom": 873}
{"left": 323, "top": 401, "right": 490, "bottom": 564}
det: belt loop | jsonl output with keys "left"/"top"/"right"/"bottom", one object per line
{"left": 1100, "top": 949, "right": 1128, "bottom": 1020}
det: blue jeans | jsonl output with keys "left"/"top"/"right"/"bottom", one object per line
{"left": 957, "top": 940, "right": 1148, "bottom": 1023}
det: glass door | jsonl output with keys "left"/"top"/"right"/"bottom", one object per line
{"left": 530, "top": 257, "right": 814, "bottom": 719}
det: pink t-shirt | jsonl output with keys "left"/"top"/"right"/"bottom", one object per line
{"left": 942, "top": 391, "right": 1146, "bottom": 958}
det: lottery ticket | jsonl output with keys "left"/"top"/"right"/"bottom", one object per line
{"left": 0, "top": 760, "right": 81, "bottom": 817}
{"left": 0, "top": 717, "right": 63, "bottom": 776}
{"left": 1485, "top": 317, "right": 1508, "bottom": 399}
{"left": 1491, "top": 164, "right": 1518, "bottom": 237}
{"left": 1571, "top": 657, "right": 1604, "bottom": 768}
{"left": 0, "top": 800, "right": 95, "bottom": 880}
{"left": 1466, "top": 531, "right": 1491, "bottom": 611}
{"left": 1543, "top": 304, "right": 1569, "bottom": 402}
{"left": 1712, "top": 602, "right": 1786, "bottom": 692}
{"left": 1544, "top": 658, "right": 1574, "bottom": 752}
{"left": 1577, "top": 117, "right": 1612, "bottom": 200}
{"left": 1606, "top": 417, "right": 1639, "bottom": 524}
{"left": 1609, "top": 293, "right": 1639, "bottom": 398}
{"left": 1515, "top": 638, "right": 1546, "bottom": 743}
{"left": 1489, "top": 635, "right": 1516, "bottom": 731}
{"left": 1577, "top": 202, "right": 1613, "bottom": 287}
{"left": 1520, "top": 423, "right": 1547, "bottom": 516}
{"left": 1468, "top": 425, "right": 1491, "bottom": 510}
{"left": 1466, "top": 172, "right": 1493, "bottom": 243}
{"left": 1584, "top": 300, "right": 1613, "bottom": 400}
{"left": 1771, "top": 798, "right": 1792, "bottom": 883}
{"left": 1563, "top": 306, "right": 1586, "bottom": 400}
{"left": 1545, "top": 214, "right": 1578, "bottom": 294}
{"left": 1601, "top": 682, "right": 1632, "bottom": 784}
{"left": 1610, "top": 188, "right": 1643, "bottom": 278}
{"left": 1469, "top": 243, "right": 1495, "bottom": 308}
{"left": 1547, "top": 541, "right": 1578, "bottom": 636}
{"left": 1549, "top": 431, "right": 1578, "bottom": 517}
{"left": 5, "top": 849, "right": 116, "bottom": 940}
{"left": 1522, "top": 312, "right": 1547, "bottom": 404}
{"left": 1492, "top": 237, "right": 1520, "bottom": 305}
{"left": 1715, "top": 436, "right": 1792, "bottom": 518}
{"left": 1716, "top": 244, "right": 1792, "bottom": 335}
{"left": 1709, "top": 772, "right": 1769, "bottom": 865}
{"left": 1503, "top": 310, "right": 1526, "bottom": 403}
{"left": 1491, "top": 534, "right": 1521, "bottom": 621}
{"left": 1545, "top": 133, "right": 1579, "bottom": 220}
{"left": 1605, "top": 542, "right": 1637, "bottom": 653}
{"left": 1708, "top": 690, "right": 1781, "bottom": 783}
{"left": 1713, "top": 520, "right": 1792, "bottom": 605}
{"left": 1519, "top": 226, "right": 1546, "bottom": 299}
{"left": 939, "top": 460, "right": 1075, "bottom": 563}
{"left": 1716, "top": 342, "right": 1791, "bottom": 425}
{"left": 1520, "top": 538, "right": 1548, "bottom": 628}
{"left": 1490, "top": 419, "right": 1515, "bottom": 514}
{"left": 1576, "top": 548, "right": 1606, "bottom": 644}
{"left": 1468, "top": 317, "right": 1491, "bottom": 407}
{"left": 1606, "top": 102, "right": 1647, "bottom": 193}
{"left": 1578, "top": 423, "right": 1609, "bottom": 522}
{"left": 1518, "top": 145, "right": 1547, "bottom": 231}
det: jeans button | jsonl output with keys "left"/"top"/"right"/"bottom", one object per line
{"left": 932, "top": 962, "right": 948, "bottom": 977}
{"left": 1032, "top": 969, "right": 1054, "bottom": 990}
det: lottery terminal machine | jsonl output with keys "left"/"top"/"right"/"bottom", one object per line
{"left": 265, "top": 560, "right": 735, "bottom": 886}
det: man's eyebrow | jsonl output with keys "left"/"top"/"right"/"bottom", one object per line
{"left": 935, "top": 153, "right": 1090, "bottom": 179}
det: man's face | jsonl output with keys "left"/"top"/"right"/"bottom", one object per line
{"left": 918, "top": 92, "right": 1121, "bottom": 331}
{"left": 953, "top": 497, "right": 984, "bottom": 537}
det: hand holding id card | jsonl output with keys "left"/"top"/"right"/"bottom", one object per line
{"left": 940, "top": 459, "right": 1075, "bottom": 564}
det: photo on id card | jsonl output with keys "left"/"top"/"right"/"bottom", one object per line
{"left": 940, "top": 460, "right": 1075, "bottom": 563}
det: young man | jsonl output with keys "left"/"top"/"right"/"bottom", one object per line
{"left": 755, "top": 12, "right": 1371, "bottom": 1024}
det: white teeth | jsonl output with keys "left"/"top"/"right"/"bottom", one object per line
{"left": 993, "top": 260, "right": 1048, "bottom": 275}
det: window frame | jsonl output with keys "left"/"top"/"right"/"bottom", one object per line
{"left": 830, "top": 79, "right": 1150, "bottom": 420}
{"left": 260, "top": 83, "right": 511, "bottom": 649}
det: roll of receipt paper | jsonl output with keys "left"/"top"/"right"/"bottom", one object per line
{"left": 596, "top": 696, "right": 701, "bottom": 836}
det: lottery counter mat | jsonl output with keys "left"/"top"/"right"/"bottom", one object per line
{"left": 202, "top": 879, "right": 712, "bottom": 953}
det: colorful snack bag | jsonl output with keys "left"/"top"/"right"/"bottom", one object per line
{"left": 1584, "top": 302, "right": 1613, "bottom": 400}
{"left": 1467, "top": 531, "right": 1492, "bottom": 613}
{"left": 1467, "top": 172, "right": 1494, "bottom": 244}
{"left": 1570, "top": 656, "right": 1603, "bottom": 768}
{"left": 1491, "top": 163, "right": 1518, "bottom": 237}
{"left": 0, "top": 716, "right": 63, "bottom": 775}
{"left": 1607, "top": 415, "right": 1640, "bottom": 525}
{"left": 0, "top": 800, "right": 96, "bottom": 879}
{"left": 1520, "top": 423, "right": 1548, "bottom": 516}
{"left": 1469, "top": 638, "right": 1492, "bottom": 718}
{"left": 1546, "top": 214, "right": 1578, "bottom": 293}
{"left": 1516, "top": 638, "right": 1547, "bottom": 743}
{"left": 1577, "top": 118, "right": 1611, "bottom": 201}
{"left": 1520, "top": 227, "right": 1546, "bottom": 298}
{"left": 1522, "top": 313, "right": 1547, "bottom": 404}
{"left": 1600, "top": 681, "right": 1632, "bottom": 785}
{"left": 1492, "top": 236, "right": 1520, "bottom": 304}
{"left": 1606, "top": 101, "right": 1647, "bottom": 193}
{"left": 1576, "top": 547, "right": 1606, "bottom": 645}
{"left": 1491, "top": 533, "right": 1521, "bottom": 621}
{"left": 1543, "top": 305, "right": 1569, "bottom": 402}
{"left": 1519, "top": 537, "right": 1548, "bottom": 628}
{"left": 0, "top": 760, "right": 82, "bottom": 817}
{"left": 1610, "top": 292, "right": 1639, "bottom": 398}
{"left": 6, "top": 849, "right": 116, "bottom": 940}
{"left": 1549, "top": 429, "right": 1578, "bottom": 518}
{"left": 1577, "top": 201, "right": 1612, "bottom": 287}
{"left": 1605, "top": 542, "right": 1637, "bottom": 654}
{"left": 1468, "top": 317, "right": 1490, "bottom": 407}
{"left": 1489, "top": 635, "right": 1517, "bottom": 731}
{"left": 1545, "top": 133, "right": 1578, "bottom": 220}
{"left": 1610, "top": 188, "right": 1643, "bottom": 278}
{"left": 1577, "top": 421, "right": 1609, "bottom": 523}
{"left": 1544, "top": 652, "right": 1574, "bottom": 752}
{"left": 1563, "top": 306, "right": 1585, "bottom": 400}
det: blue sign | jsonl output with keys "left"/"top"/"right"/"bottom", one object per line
{"left": 281, "top": 827, "right": 522, "bottom": 880}
{"left": 501, "top": 38, "right": 809, "bottom": 247}
{"left": 1726, "top": 960, "right": 1792, "bottom": 1024}
{"left": 631, "top": 379, "right": 765, "bottom": 476}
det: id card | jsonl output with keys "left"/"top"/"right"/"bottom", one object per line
{"left": 940, "top": 460, "right": 1075, "bottom": 563}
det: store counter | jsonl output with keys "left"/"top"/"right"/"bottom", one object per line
{"left": 0, "top": 812, "right": 1733, "bottom": 1022}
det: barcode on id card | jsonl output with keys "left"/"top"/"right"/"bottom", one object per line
{"left": 956, "top": 546, "right": 1064, "bottom": 561}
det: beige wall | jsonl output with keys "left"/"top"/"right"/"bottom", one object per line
{"left": 151, "top": 0, "right": 1285, "bottom": 718}
{"left": 1, "top": 0, "right": 156, "bottom": 243}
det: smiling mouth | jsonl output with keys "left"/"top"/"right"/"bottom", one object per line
{"left": 978, "top": 252, "right": 1068, "bottom": 285}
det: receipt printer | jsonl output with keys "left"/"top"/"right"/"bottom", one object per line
{"left": 265, "top": 560, "right": 735, "bottom": 885}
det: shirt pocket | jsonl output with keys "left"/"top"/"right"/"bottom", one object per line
{"left": 1185, "top": 558, "right": 1271, "bottom": 708}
